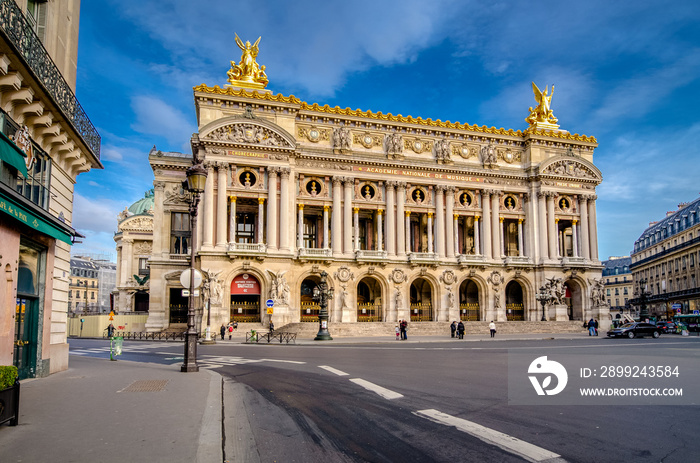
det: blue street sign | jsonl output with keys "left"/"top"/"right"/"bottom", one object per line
{"left": 266, "top": 299, "right": 274, "bottom": 308}
{"left": 694, "top": 310, "right": 699, "bottom": 315}
{"left": 672, "top": 303, "right": 682, "bottom": 310}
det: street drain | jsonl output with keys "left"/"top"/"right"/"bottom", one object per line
{"left": 119, "top": 379, "right": 169, "bottom": 393}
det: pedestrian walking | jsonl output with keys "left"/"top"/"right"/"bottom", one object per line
{"left": 489, "top": 320, "right": 496, "bottom": 338}
{"left": 457, "top": 321, "right": 465, "bottom": 339}
{"left": 395, "top": 325, "right": 400, "bottom": 340}
{"left": 587, "top": 318, "right": 596, "bottom": 336}
{"left": 220, "top": 323, "right": 226, "bottom": 340}
{"left": 450, "top": 321, "right": 457, "bottom": 338}
{"left": 228, "top": 323, "right": 234, "bottom": 340}
{"left": 593, "top": 319, "right": 599, "bottom": 336}
{"left": 269, "top": 320, "right": 275, "bottom": 332}
{"left": 105, "top": 323, "right": 115, "bottom": 338}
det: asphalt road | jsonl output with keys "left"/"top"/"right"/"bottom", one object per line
{"left": 69, "top": 337, "right": 700, "bottom": 462}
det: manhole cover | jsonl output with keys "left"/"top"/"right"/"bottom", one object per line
{"left": 119, "top": 379, "right": 169, "bottom": 393}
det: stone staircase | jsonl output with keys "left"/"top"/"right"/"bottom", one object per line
{"left": 278, "top": 321, "right": 586, "bottom": 338}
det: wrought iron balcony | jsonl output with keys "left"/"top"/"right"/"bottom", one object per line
{"left": 0, "top": 0, "right": 101, "bottom": 159}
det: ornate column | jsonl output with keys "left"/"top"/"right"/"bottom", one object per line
{"left": 427, "top": 212, "right": 434, "bottom": 254}
{"left": 256, "top": 198, "right": 264, "bottom": 243}
{"left": 332, "top": 177, "right": 343, "bottom": 256}
{"left": 579, "top": 196, "right": 590, "bottom": 260}
{"left": 572, "top": 219, "right": 579, "bottom": 257}
{"left": 377, "top": 209, "right": 384, "bottom": 251}
{"left": 343, "top": 178, "right": 353, "bottom": 255}
{"left": 266, "top": 168, "right": 278, "bottom": 250}
{"left": 537, "top": 192, "right": 548, "bottom": 260}
{"left": 446, "top": 187, "right": 455, "bottom": 258}
{"left": 122, "top": 239, "right": 133, "bottom": 285}
{"left": 474, "top": 215, "right": 481, "bottom": 255}
{"left": 297, "top": 204, "right": 304, "bottom": 249}
{"left": 491, "top": 192, "right": 501, "bottom": 259}
{"left": 435, "top": 185, "right": 446, "bottom": 258}
{"left": 453, "top": 213, "right": 460, "bottom": 256}
{"left": 499, "top": 217, "right": 505, "bottom": 257}
{"left": 229, "top": 196, "right": 237, "bottom": 243}
{"left": 518, "top": 219, "right": 524, "bottom": 257}
{"left": 405, "top": 211, "right": 411, "bottom": 253}
{"left": 556, "top": 219, "right": 562, "bottom": 257}
{"left": 152, "top": 182, "right": 165, "bottom": 256}
{"left": 588, "top": 195, "right": 599, "bottom": 260}
{"left": 547, "top": 193, "right": 557, "bottom": 260}
{"left": 323, "top": 205, "right": 330, "bottom": 249}
{"left": 353, "top": 207, "right": 360, "bottom": 251}
{"left": 481, "top": 191, "right": 492, "bottom": 259}
{"left": 216, "top": 163, "right": 228, "bottom": 248}
{"left": 202, "top": 162, "right": 215, "bottom": 249}
{"left": 385, "top": 182, "right": 396, "bottom": 256}
{"left": 397, "top": 183, "right": 406, "bottom": 257}
{"left": 279, "top": 168, "right": 291, "bottom": 251}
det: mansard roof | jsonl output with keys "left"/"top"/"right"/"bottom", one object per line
{"left": 634, "top": 196, "right": 700, "bottom": 252}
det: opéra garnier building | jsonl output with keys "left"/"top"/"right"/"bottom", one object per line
{"left": 115, "top": 36, "right": 607, "bottom": 333}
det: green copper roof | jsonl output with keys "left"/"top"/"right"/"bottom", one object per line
{"left": 128, "top": 189, "right": 155, "bottom": 215}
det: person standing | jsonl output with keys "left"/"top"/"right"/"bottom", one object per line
{"left": 587, "top": 318, "right": 596, "bottom": 336}
{"left": 457, "top": 321, "right": 465, "bottom": 339}
{"left": 228, "top": 323, "right": 234, "bottom": 340}
{"left": 400, "top": 319, "right": 408, "bottom": 340}
{"left": 269, "top": 320, "right": 275, "bottom": 333}
{"left": 489, "top": 320, "right": 496, "bottom": 338}
{"left": 395, "top": 324, "right": 400, "bottom": 340}
{"left": 593, "top": 319, "right": 599, "bottom": 336}
{"left": 450, "top": 321, "right": 457, "bottom": 338}
{"left": 220, "top": 323, "right": 226, "bottom": 341}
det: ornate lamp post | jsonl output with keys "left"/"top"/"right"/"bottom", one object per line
{"left": 535, "top": 288, "right": 549, "bottom": 322}
{"left": 636, "top": 277, "right": 651, "bottom": 322}
{"left": 313, "top": 271, "right": 334, "bottom": 341}
{"left": 181, "top": 161, "right": 208, "bottom": 373}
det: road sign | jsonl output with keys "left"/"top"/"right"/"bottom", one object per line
{"left": 672, "top": 303, "right": 682, "bottom": 310}
{"left": 180, "top": 269, "right": 203, "bottom": 289}
{"left": 109, "top": 310, "right": 114, "bottom": 321}
{"left": 694, "top": 310, "right": 699, "bottom": 315}
{"left": 266, "top": 299, "right": 274, "bottom": 308}
{"left": 182, "top": 289, "right": 200, "bottom": 297}
{"left": 267, "top": 307, "right": 273, "bottom": 315}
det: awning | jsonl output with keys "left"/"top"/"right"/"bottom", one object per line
{"left": 0, "top": 131, "right": 28, "bottom": 178}
{"left": 0, "top": 190, "right": 73, "bottom": 244}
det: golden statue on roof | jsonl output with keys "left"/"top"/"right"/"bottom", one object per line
{"left": 226, "top": 33, "right": 269, "bottom": 90}
{"left": 526, "top": 82, "right": 559, "bottom": 130}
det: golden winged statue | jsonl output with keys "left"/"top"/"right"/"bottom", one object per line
{"left": 526, "top": 82, "right": 559, "bottom": 129}
{"left": 226, "top": 33, "right": 269, "bottom": 89}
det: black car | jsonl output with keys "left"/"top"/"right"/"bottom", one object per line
{"left": 606, "top": 322, "right": 661, "bottom": 339}
{"left": 656, "top": 321, "right": 677, "bottom": 334}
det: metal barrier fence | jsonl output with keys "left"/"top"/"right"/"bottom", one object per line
{"left": 244, "top": 331, "right": 297, "bottom": 344}
{"left": 103, "top": 331, "right": 186, "bottom": 341}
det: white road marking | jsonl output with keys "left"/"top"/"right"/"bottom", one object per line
{"left": 318, "top": 365, "right": 349, "bottom": 376}
{"left": 261, "top": 359, "right": 306, "bottom": 364}
{"left": 349, "top": 378, "right": 403, "bottom": 400}
{"left": 414, "top": 409, "right": 566, "bottom": 463}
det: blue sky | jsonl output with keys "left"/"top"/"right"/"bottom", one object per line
{"left": 70, "top": 0, "right": 700, "bottom": 262}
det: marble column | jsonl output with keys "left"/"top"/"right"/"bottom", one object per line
{"left": 572, "top": 219, "right": 579, "bottom": 257}
{"left": 257, "top": 198, "right": 264, "bottom": 244}
{"left": 588, "top": 195, "right": 599, "bottom": 260}
{"left": 579, "top": 196, "right": 590, "bottom": 260}
{"left": 538, "top": 192, "right": 548, "bottom": 261}
{"left": 547, "top": 193, "right": 557, "bottom": 260}
{"left": 332, "top": 177, "right": 343, "bottom": 256}
{"left": 491, "top": 193, "right": 501, "bottom": 259}
{"left": 279, "top": 168, "right": 290, "bottom": 251}
{"left": 266, "top": 168, "right": 278, "bottom": 250}
{"left": 152, "top": 182, "right": 165, "bottom": 256}
{"left": 297, "top": 204, "right": 304, "bottom": 249}
{"left": 518, "top": 219, "right": 524, "bottom": 257}
{"left": 377, "top": 209, "right": 384, "bottom": 251}
{"left": 427, "top": 212, "right": 434, "bottom": 254}
{"left": 353, "top": 207, "right": 360, "bottom": 251}
{"left": 122, "top": 239, "right": 133, "bottom": 284}
{"left": 397, "top": 183, "right": 406, "bottom": 257}
{"left": 446, "top": 187, "right": 455, "bottom": 258}
{"left": 385, "top": 182, "right": 396, "bottom": 256}
{"left": 216, "top": 163, "right": 228, "bottom": 248}
{"left": 202, "top": 162, "right": 215, "bottom": 249}
{"left": 323, "top": 205, "right": 330, "bottom": 249}
{"left": 435, "top": 185, "right": 446, "bottom": 258}
{"left": 556, "top": 219, "right": 562, "bottom": 257}
{"left": 405, "top": 211, "right": 411, "bottom": 253}
{"left": 481, "top": 191, "right": 492, "bottom": 259}
{"left": 499, "top": 217, "right": 505, "bottom": 257}
{"left": 343, "top": 178, "right": 353, "bottom": 255}
{"left": 474, "top": 215, "right": 481, "bottom": 255}
{"left": 453, "top": 213, "right": 460, "bottom": 257}
{"left": 229, "top": 196, "right": 237, "bottom": 243}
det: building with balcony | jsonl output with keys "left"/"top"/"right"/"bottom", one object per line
{"left": 114, "top": 50, "right": 606, "bottom": 333}
{"left": 630, "top": 196, "right": 700, "bottom": 319}
{"left": 0, "top": 0, "right": 101, "bottom": 379}
{"left": 602, "top": 256, "right": 633, "bottom": 317}
{"left": 68, "top": 255, "right": 116, "bottom": 314}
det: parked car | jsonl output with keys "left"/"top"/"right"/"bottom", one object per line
{"left": 656, "top": 321, "right": 677, "bottom": 334}
{"left": 606, "top": 322, "right": 661, "bottom": 339}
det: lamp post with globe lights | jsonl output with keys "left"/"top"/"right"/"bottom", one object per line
{"left": 313, "top": 271, "right": 334, "bottom": 341}
{"left": 535, "top": 287, "right": 549, "bottom": 322}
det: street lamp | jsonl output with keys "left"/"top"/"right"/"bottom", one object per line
{"left": 181, "top": 161, "right": 208, "bottom": 373}
{"left": 636, "top": 277, "right": 651, "bottom": 322}
{"left": 535, "top": 287, "right": 549, "bottom": 322}
{"left": 313, "top": 271, "right": 334, "bottom": 341}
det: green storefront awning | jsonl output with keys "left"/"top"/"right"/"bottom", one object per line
{"left": 0, "top": 190, "right": 73, "bottom": 245}
{"left": 0, "top": 130, "right": 28, "bottom": 178}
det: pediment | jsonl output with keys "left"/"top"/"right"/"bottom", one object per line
{"left": 539, "top": 155, "right": 602, "bottom": 182}
{"left": 119, "top": 215, "right": 153, "bottom": 232}
{"left": 199, "top": 116, "right": 296, "bottom": 151}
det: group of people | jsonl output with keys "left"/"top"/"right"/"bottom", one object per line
{"left": 586, "top": 318, "right": 599, "bottom": 336}
{"left": 220, "top": 321, "right": 238, "bottom": 340}
{"left": 394, "top": 320, "right": 409, "bottom": 340}
{"left": 450, "top": 321, "right": 466, "bottom": 339}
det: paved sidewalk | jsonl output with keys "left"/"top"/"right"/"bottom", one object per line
{"left": 0, "top": 355, "right": 223, "bottom": 463}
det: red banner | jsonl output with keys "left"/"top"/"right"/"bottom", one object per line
{"left": 230, "top": 273, "right": 260, "bottom": 295}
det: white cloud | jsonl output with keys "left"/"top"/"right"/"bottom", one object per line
{"left": 72, "top": 193, "right": 123, "bottom": 236}
{"left": 130, "top": 95, "right": 196, "bottom": 146}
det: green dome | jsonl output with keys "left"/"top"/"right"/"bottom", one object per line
{"left": 128, "top": 189, "right": 155, "bottom": 215}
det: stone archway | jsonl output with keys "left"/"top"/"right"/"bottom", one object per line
{"left": 357, "top": 276, "right": 383, "bottom": 322}
{"left": 565, "top": 279, "right": 584, "bottom": 320}
{"left": 506, "top": 281, "right": 525, "bottom": 321}
{"left": 409, "top": 277, "right": 433, "bottom": 321}
{"left": 300, "top": 276, "right": 321, "bottom": 322}
{"left": 230, "top": 273, "right": 261, "bottom": 322}
{"left": 459, "top": 279, "right": 480, "bottom": 321}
